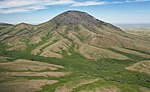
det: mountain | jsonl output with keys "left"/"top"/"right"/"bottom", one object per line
{"left": 0, "top": 22, "right": 13, "bottom": 26}
{"left": 0, "top": 10, "right": 150, "bottom": 92}
{"left": 0, "top": 10, "right": 150, "bottom": 60}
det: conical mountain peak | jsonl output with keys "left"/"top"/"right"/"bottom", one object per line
{"left": 51, "top": 10, "right": 101, "bottom": 26}
{"left": 41, "top": 10, "right": 123, "bottom": 33}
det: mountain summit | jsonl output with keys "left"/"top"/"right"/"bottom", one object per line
{"left": 42, "top": 10, "right": 123, "bottom": 33}
{"left": 51, "top": 10, "right": 101, "bottom": 26}
{"left": 0, "top": 10, "right": 150, "bottom": 60}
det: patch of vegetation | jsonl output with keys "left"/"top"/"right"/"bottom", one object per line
{"left": 0, "top": 43, "right": 7, "bottom": 51}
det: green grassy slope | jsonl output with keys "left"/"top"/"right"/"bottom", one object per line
{"left": 0, "top": 43, "right": 150, "bottom": 92}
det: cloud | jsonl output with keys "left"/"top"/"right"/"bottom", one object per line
{"left": 126, "top": 0, "right": 150, "bottom": 2}
{"left": 71, "top": 0, "right": 123, "bottom": 6}
{"left": 0, "top": 0, "right": 73, "bottom": 13}
{"left": 71, "top": 1, "right": 108, "bottom": 6}
{"left": 0, "top": 0, "right": 149, "bottom": 13}
{"left": 0, "top": 5, "right": 46, "bottom": 13}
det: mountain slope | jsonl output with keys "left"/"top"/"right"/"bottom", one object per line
{"left": 0, "top": 10, "right": 150, "bottom": 60}
{"left": 0, "top": 23, "right": 13, "bottom": 30}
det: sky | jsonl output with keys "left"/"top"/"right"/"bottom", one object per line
{"left": 0, "top": 0, "right": 150, "bottom": 24}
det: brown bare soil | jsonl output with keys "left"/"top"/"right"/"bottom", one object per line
{"left": 126, "top": 60, "right": 150, "bottom": 75}
{"left": 78, "top": 44, "right": 128, "bottom": 60}
{"left": 40, "top": 51, "right": 63, "bottom": 58}
{"left": 30, "top": 35, "right": 42, "bottom": 44}
{"left": 55, "top": 78, "right": 99, "bottom": 92}
{"left": 0, "top": 79, "right": 58, "bottom": 92}
{"left": 140, "top": 87, "right": 150, "bottom": 92}
{"left": 0, "top": 59, "right": 64, "bottom": 71}
{"left": 95, "top": 86, "right": 120, "bottom": 92}
{"left": 7, "top": 44, "right": 27, "bottom": 51}
{"left": 0, "top": 59, "right": 69, "bottom": 92}
{"left": 1, "top": 71, "right": 69, "bottom": 77}
{"left": 40, "top": 38, "right": 72, "bottom": 58}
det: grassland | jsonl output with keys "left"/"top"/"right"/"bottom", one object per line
{"left": 0, "top": 42, "right": 150, "bottom": 92}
